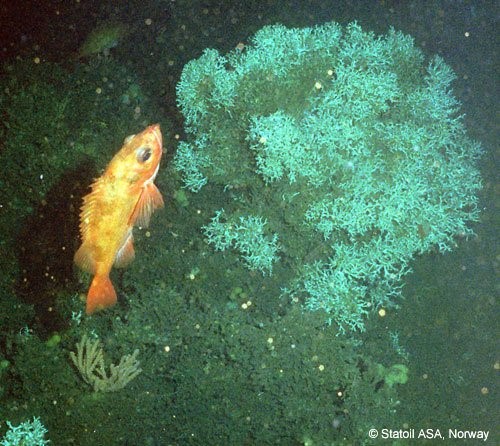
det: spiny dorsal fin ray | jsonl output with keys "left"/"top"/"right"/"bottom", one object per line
{"left": 79, "top": 176, "right": 107, "bottom": 240}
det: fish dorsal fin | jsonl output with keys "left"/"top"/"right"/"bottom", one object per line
{"left": 79, "top": 176, "right": 106, "bottom": 240}
{"left": 129, "top": 183, "right": 164, "bottom": 227}
{"left": 114, "top": 231, "right": 135, "bottom": 268}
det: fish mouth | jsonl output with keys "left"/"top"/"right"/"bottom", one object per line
{"left": 149, "top": 124, "right": 162, "bottom": 150}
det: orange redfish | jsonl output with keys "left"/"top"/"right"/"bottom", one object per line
{"left": 74, "top": 124, "right": 164, "bottom": 314}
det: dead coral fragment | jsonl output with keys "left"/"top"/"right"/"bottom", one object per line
{"left": 70, "top": 334, "right": 142, "bottom": 392}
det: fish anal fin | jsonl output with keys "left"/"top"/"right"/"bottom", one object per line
{"left": 74, "top": 242, "right": 96, "bottom": 274}
{"left": 114, "top": 232, "right": 135, "bottom": 268}
{"left": 129, "top": 183, "right": 164, "bottom": 227}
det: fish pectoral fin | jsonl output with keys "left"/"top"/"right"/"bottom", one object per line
{"left": 74, "top": 242, "right": 96, "bottom": 274}
{"left": 114, "top": 232, "right": 135, "bottom": 268}
{"left": 130, "top": 183, "right": 164, "bottom": 227}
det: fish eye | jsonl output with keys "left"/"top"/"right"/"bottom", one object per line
{"left": 137, "top": 146, "right": 152, "bottom": 163}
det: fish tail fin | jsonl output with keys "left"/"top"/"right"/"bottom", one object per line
{"left": 86, "top": 274, "right": 117, "bottom": 315}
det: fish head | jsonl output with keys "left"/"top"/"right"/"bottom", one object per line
{"left": 109, "top": 124, "right": 163, "bottom": 187}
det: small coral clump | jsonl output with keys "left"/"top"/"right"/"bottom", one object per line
{"left": 174, "top": 22, "right": 482, "bottom": 332}
{"left": 203, "top": 210, "right": 280, "bottom": 275}
{"left": 0, "top": 417, "right": 49, "bottom": 446}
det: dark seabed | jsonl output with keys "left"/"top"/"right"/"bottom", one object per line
{"left": 0, "top": 1, "right": 497, "bottom": 445}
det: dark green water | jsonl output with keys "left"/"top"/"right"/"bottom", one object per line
{"left": 0, "top": 1, "right": 497, "bottom": 444}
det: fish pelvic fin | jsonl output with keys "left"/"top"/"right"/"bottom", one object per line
{"left": 114, "top": 231, "right": 135, "bottom": 268}
{"left": 86, "top": 274, "right": 117, "bottom": 314}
